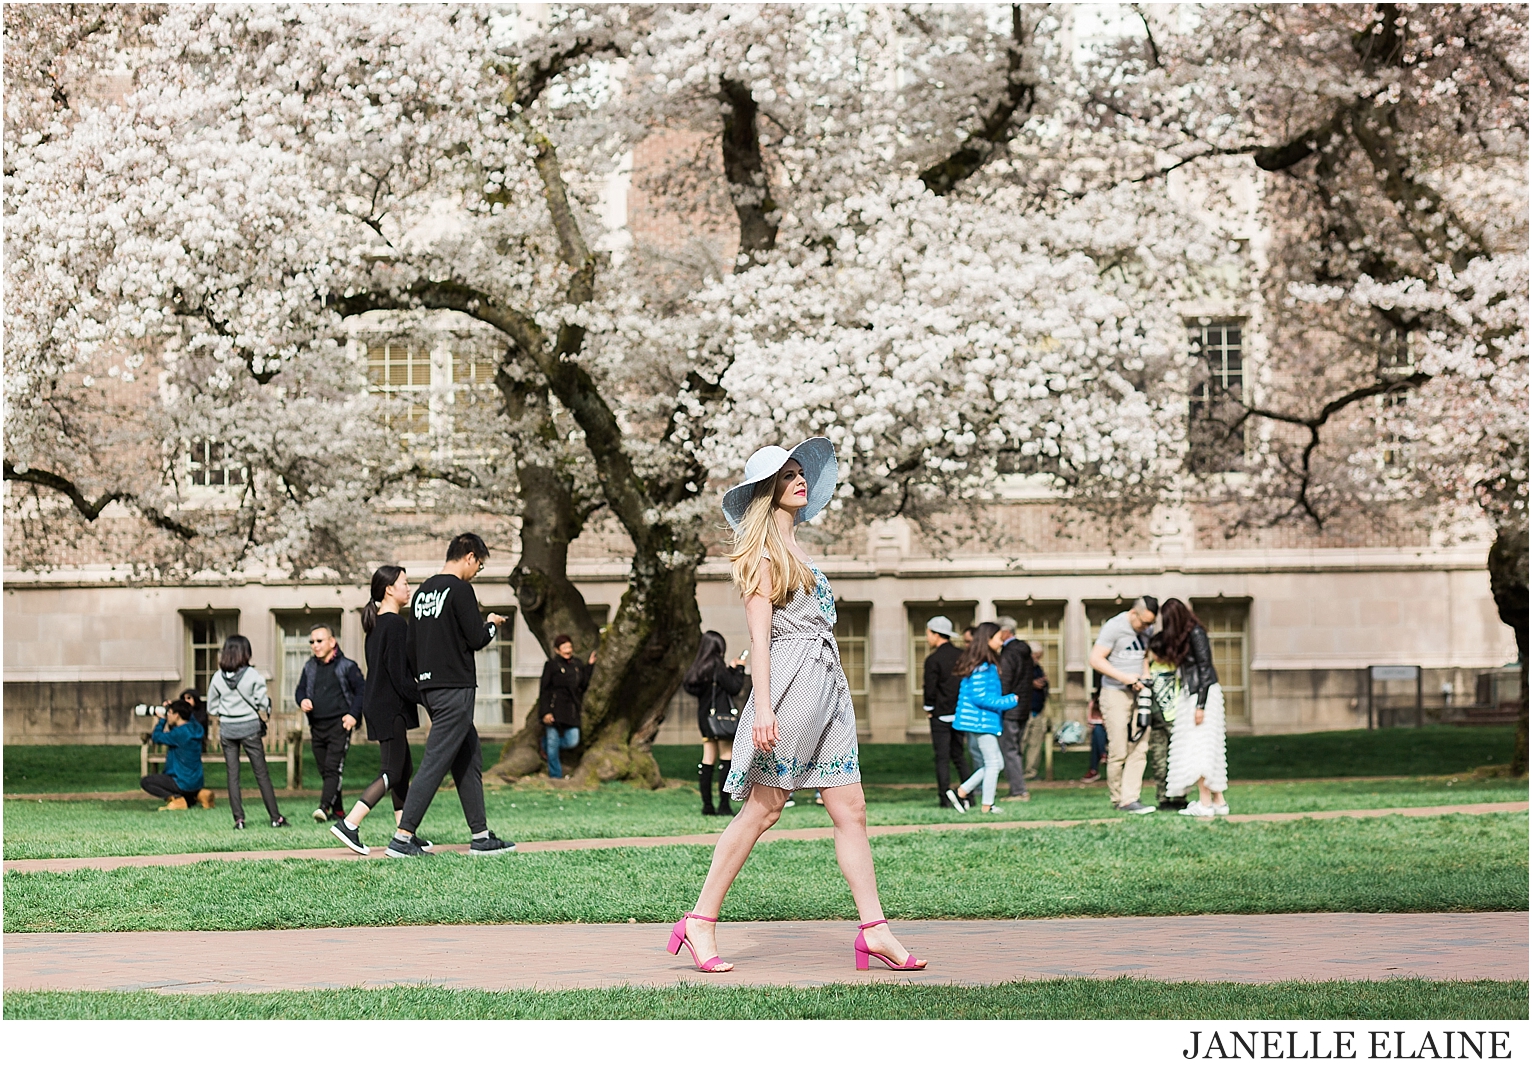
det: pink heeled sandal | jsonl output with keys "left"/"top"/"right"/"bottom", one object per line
{"left": 854, "top": 919, "right": 927, "bottom": 971}
{"left": 667, "top": 912, "right": 731, "bottom": 973}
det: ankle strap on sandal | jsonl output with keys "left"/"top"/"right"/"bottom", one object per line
{"left": 858, "top": 918, "right": 889, "bottom": 930}
{"left": 685, "top": 912, "right": 719, "bottom": 923}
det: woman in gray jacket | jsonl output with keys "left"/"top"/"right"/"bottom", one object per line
{"left": 207, "top": 635, "right": 289, "bottom": 830}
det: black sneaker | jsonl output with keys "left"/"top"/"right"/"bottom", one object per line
{"left": 271, "top": 815, "right": 290, "bottom": 828}
{"left": 386, "top": 835, "right": 427, "bottom": 858}
{"left": 328, "top": 808, "right": 346, "bottom": 822}
{"left": 411, "top": 834, "right": 435, "bottom": 852}
{"left": 330, "top": 821, "right": 369, "bottom": 856}
{"left": 468, "top": 831, "right": 516, "bottom": 856}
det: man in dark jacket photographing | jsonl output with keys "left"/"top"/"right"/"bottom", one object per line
{"left": 387, "top": 532, "right": 515, "bottom": 858}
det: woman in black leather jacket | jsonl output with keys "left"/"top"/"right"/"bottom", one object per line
{"left": 681, "top": 630, "right": 745, "bottom": 816}
{"left": 1151, "top": 598, "right": 1229, "bottom": 816}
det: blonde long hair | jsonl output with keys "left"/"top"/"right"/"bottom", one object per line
{"left": 728, "top": 476, "right": 817, "bottom": 608}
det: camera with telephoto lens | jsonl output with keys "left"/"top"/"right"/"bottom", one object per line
{"left": 1133, "top": 685, "right": 1153, "bottom": 731}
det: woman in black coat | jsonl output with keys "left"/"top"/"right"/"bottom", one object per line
{"left": 330, "top": 566, "right": 426, "bottom": 855}
{"left": 539, "top": 633, "right": 594, "bottom": 780}
{"left": 681, "top": 630, "right": 746, "bottom": 816}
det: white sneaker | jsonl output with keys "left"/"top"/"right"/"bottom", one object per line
{"left": 1180, "top": 801, "right": 1213, "bottom": 817}
{"left": 783, "top": 799, "right": 796, "bottom": 808}
{"left": 1211, "top": 803, "right": 1230, "bottom": 816}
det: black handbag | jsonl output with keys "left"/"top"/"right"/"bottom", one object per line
{"left": 706, "top": 676, "right": 740, "bottom": 739}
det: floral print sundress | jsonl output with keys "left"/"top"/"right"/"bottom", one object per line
{"left": 724, "top": 556, "right": 861, "bottom": 799}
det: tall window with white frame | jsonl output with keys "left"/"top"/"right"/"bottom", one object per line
{"left": 1187, "top": 320, "right": 1247, "bottom": 474}
{"left": 364, "top": 337, "right": 432, "bottom": 438}
{"left": 184, "top": 611, "right": 240, "bottom": 697}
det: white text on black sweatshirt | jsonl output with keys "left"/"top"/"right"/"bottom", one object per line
{"left": 408, "top": 574, "right": 497, "bottom": 691}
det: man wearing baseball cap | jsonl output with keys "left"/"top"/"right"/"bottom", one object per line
{"left": 921, "top": 616, "right": 969, "bottom": 808}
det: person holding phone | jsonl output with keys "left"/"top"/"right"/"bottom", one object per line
{"left": 385, "top": 533, "right": 515, "bottom": 858}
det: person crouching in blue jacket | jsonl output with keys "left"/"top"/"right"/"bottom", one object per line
{"left": 948, "top": 622, "right": 1019, "bottom": 814}
{"left": 141, "top": 699, "right": 212, "bottom": 811}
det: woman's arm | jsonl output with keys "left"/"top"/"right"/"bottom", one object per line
{"left": 248, "top": 673, "right": 271, "bottom": 713}
{"left": 718, "top": 663, "right": 745, "bottom": 696}
{"left": 974, "top": 667, "right": 1020, "bottom": 712}
{"left": 746, "top": 565, "right": 776, "bottom": 750}
{"left": 385, "top": 623, "right": 422, "bottom": 705}
{"left": 1188, "top": 627, "right": 1217, "bottom": 710}
{"left": 537, "top": 659, "right": 556, "bottom": 718}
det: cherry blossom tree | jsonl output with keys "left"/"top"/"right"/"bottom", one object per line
{"left": 4, "top": 4, "right": 1251, "bottom": 784}
{"left": 1085, "top": 3, "right": 1528, "bottom": 768}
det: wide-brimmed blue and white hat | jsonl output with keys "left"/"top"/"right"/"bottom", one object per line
{"left": 721, "top": 437, "right": 837, "bottom": 533}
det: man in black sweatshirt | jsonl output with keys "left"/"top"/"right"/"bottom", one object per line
{"left": 386, "top": 532, "right": 515, "bottom": 857}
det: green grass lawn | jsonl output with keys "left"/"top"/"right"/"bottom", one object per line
{"left": 658, "top": 725, "right": 1515, "bottom": 782}
{"left": 4, "top": 774, "right": 1525, "bottom": 860}
{"left": 5, "top": 813, "right": 1524, "bottom": 933}
{"left": 6, "top": 979, "right": 1525, "bottom": 1020}
{"left": 5, "top": 726, "right": 1516, "bottom": 795}
{"left": 1, "top": 741, "right": 426, "bottom": 795}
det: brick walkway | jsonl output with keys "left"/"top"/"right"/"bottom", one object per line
{"left": 4, "top": 801, "right": 1524, "bottom": 875}
{"left": 5, "top": 912, "right": 1525, "bottom": 992}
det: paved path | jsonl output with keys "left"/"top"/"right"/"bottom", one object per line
{"left": 5, "top": 801, "right": 1524, "bottom": 875}
{"left": 5, "top": 912, "right": 1525, "bottom": 992}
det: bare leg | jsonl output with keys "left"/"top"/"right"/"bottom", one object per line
{"left": 701, "top": 738, "right": 719, "bottom": 765}
{"left": 719, "top": 738, "right": 733, "bottom": 762}
{"left": 1198, "top": 776, "right": 1212, "bottom": 806}
{"left": 685, "top": 784, "right": 791, "bottom": 969}
{"left": 820, "top": 783, "right": 923, "bottom": 965}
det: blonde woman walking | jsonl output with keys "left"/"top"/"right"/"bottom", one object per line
{"left": 667, "top": 438, "right": 926, "bottom": 974}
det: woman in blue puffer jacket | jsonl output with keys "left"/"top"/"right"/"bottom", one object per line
{"left": 948, "top": 621, "right": 1018, "bottom": 813}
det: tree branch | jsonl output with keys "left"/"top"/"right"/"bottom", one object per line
{"left": 1250, "top": 110, "right": 1345, "bottom": 172}
{"left": 4, "top": 460, "right": 198, "bottom": 539}
{"left": 717, "top": 78, "right": 779, "bottom": 257}
{"left": 919, "top": 4, "right": 1039, "bottom": 195}
{"left": 1130, "top": 4, "right": 1161, "bottom": 68}
{"left": 334, "top": 280, "right": 651, "bottom": 541}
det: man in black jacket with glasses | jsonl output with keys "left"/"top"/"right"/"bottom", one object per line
{"left": 386, "top": 532, "right": 515, "bottom": 858}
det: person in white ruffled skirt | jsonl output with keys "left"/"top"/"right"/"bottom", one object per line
{"left": 1153, "top": 599, "right": 1229, "bottom": 816}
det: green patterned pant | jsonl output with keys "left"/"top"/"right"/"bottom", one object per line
{"left": 1148, "top": 722, "right": 1172, "bottom": 805}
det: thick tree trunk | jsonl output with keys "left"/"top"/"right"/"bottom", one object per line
{"left": 490, "top": 372, "right": 602, "bottom": 780}
{"left": 488, "top": 536, "right": 701, "bottom": 787}
{"left": 570, "top": 545, "right": 702, "bottom": 788}
{"left": 1488, "top": 525, "right": 1528, "bottom": 776}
